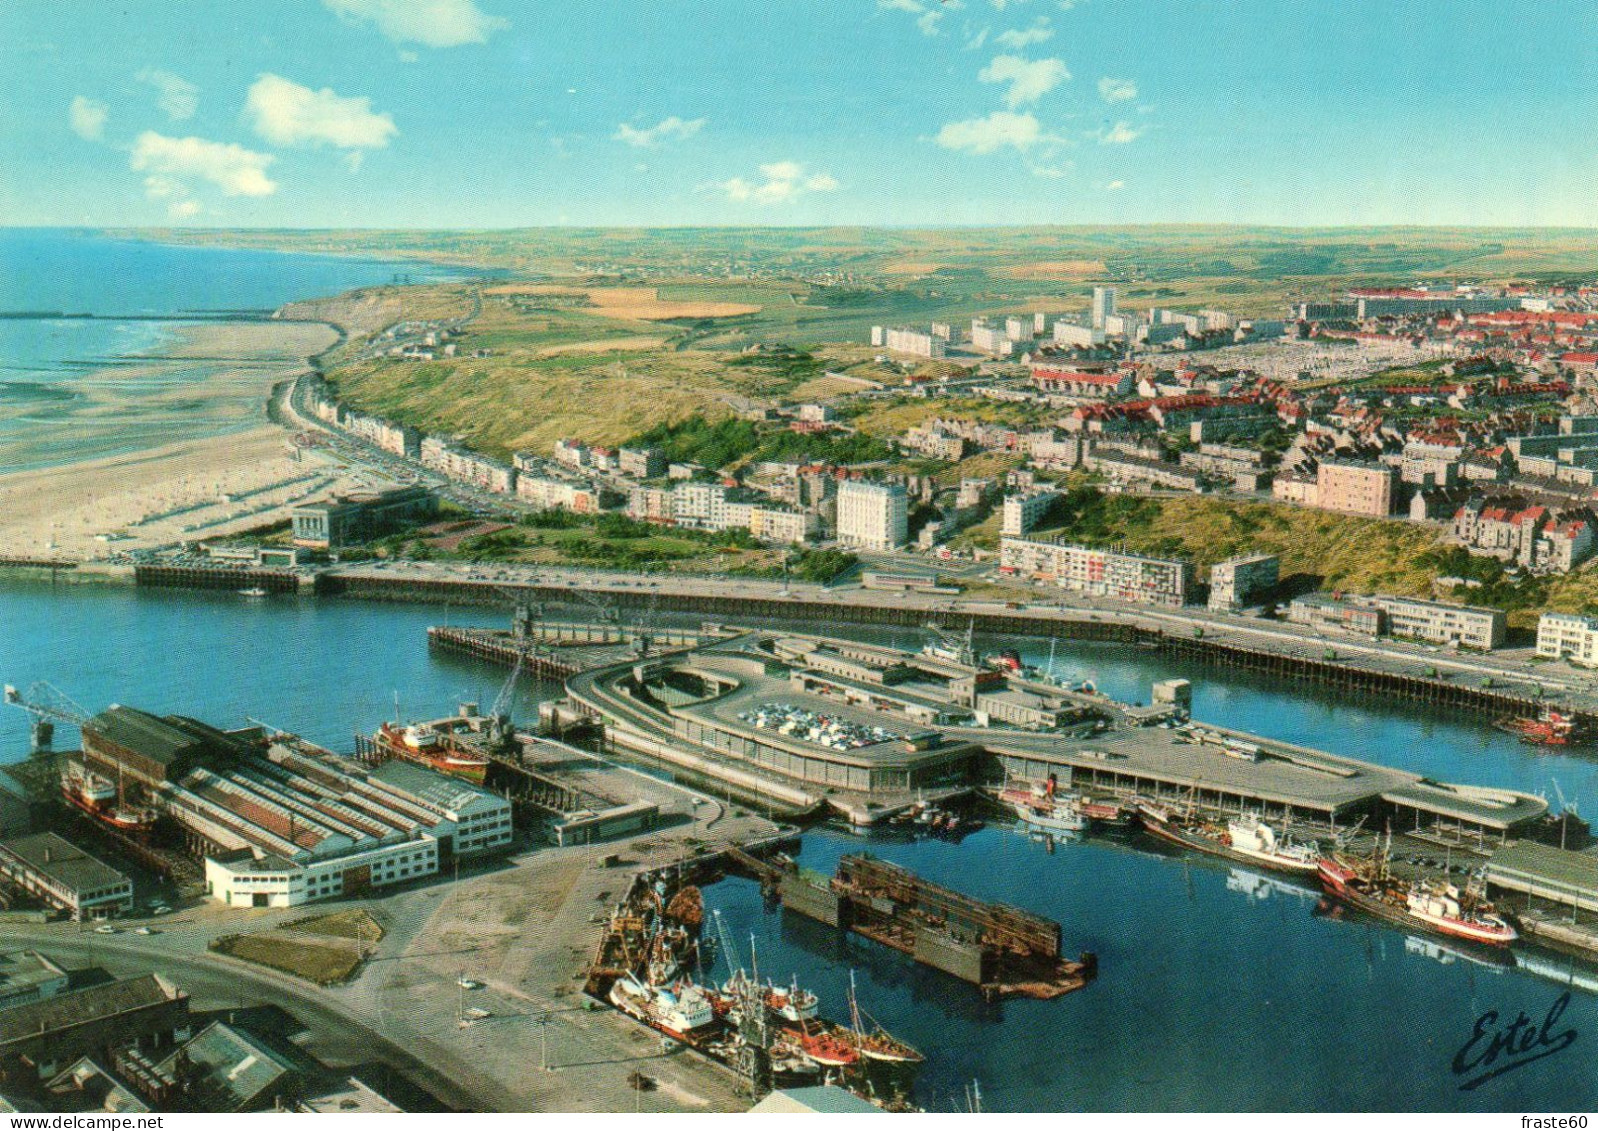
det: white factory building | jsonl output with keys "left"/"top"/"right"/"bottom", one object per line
{"left": 195, "top": 744, "right": 513, "bottom": 910}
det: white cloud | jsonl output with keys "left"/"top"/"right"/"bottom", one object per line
{"left": 68, "top": 96, "right": 107, "bottom": 141}
{"left": 136, "top": 69, "right": 198, "bottom": 120}
{"left": 167, "top": 199, "right": 203, "bottom": 219}
{"left": 964, "top": 25, "right": 990, "bottom": 50}
{"left": 613, "top": 115, "right": 706, "bottom": 148}
{"left": 1097, "top": 76, "right": 1138, "bottom": 103}
{"left": 244, "top": 74, "right": 397, "bottom": 150}
{"left": 1030, "top": 161, "right": 1073, "bottom": 178}
{"left": 979, "top": 54, "right": 1069, "bottom": 108}
{"left": 935, "top": 110, "right": 1042, "bottom": 154}
{"left": 878, "top": 0, "right": 957, "bottom": 36}
{"left": 715, "top": 161, "right": 839, "bottom": 205}
{"left": 1098, "top": 120, "right": 1142, "bottom": 144}
{"left": 995, "top": 17, "right": 1052, "bottom": 47}
{"left": 1105, "top": 179, "right": 1125, "bottom": 190}
{"left": 323, "top": 0, "right": 506, "bottom": 47}
{"left": 130, "top": 131, "right": 277, "bottom": 197}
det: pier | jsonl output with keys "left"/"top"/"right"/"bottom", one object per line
{"left": 550, "top": 623, "right": 1551, "bottom": 843}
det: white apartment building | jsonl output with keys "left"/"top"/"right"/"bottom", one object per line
{"left": 884, "top": 327, "right": 945, "bottom": 358}
{"left": 837, "top": 480, "right": 908, "bottom": 552}
{"left": 1537, "top": 612, "right": 1598, "bottom": 667}
{"left": 970, "top": 320, "right": 1014, "bottom": 357}
{"left": 1091, "top": 286, "right": 1117, "bottom": 329}
{"left": 1370, "top": 595, "right": 1506, "bottom": 650}
{"left": 1001, "top": 490, "right": 1058, "bottom": 537}
{"left": 674, "top": 481, "right": 735, "bottom": 530}
{"left": 1052, "top": 322, "right": 1106, "bottom": 349}
{"left": 1208, "top": 553, "right": 1280, "bottom": 612}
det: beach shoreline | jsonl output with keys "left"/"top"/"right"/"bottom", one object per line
{"left": 0, "top": 318, "right": 351, "bottom": 560}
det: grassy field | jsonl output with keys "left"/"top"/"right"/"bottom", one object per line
{"left": 142, "top": 225, "right": 1598, "bottom": 294}
{"left": 963, "top": 487, "right": 1448, "bottom": 595}
{"left": 283, "top": 908, "right": 384, "bottom": 942}
{"left": 260, "top": 224, "right": 1598, "bottom": 458}
{"left": 210, "top": 911, "right": 382, "bottom": 986}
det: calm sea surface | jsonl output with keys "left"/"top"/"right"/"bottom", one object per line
{"left": 3, "top": 583, "right": 1596, "bottom": 1112}
{"left": 0, "top": 229, "right": 458, "bottom": 472}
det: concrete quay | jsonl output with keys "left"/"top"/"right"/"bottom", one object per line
{"left": 312, "top": 561, "right": 1598, "bottom": 723}
{"left": 551, "top": 622, "right": 1549, "bottom": 843}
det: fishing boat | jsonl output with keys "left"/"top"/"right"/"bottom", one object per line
{"left": 1493, "top": 708, "right": 1590, "bottom": 747}
{"left": 985, "top": 647, "right": 1023, "bottom": 672}
{"left": 1136, "top": 801, "right": 1320, "bottom": 876}
{"left": 237, "top": 586, "right": 270, "bottom": 598}
{"left": 999, "top": 776, "right": 1087, "bottom": 834}
{"left": 845, "top": 970, "right": 923, "bottom": 1064}
{"left": 1317, "top": 846, "right": 1518, "bottom": 947}
{"left": 721, "top": 970, "right": 820, "bottom": 1023}
{"left": 374, "top": 721, "right": 491, "bottom": 782}
{"left": 608, "top": 974, "right": 716, "bottom": 1042}
{"left": 60, "top": 758, "right": 158, "bottom": 837}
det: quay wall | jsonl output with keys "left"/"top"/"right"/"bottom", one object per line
{"left": 22, "top": 560, "right": 1579, "bottom": 724}
{"left": 341, "top": 569, "right": 1564, "bottom": 722}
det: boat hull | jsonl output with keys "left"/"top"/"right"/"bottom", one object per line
{"left": 1138, "top": 810, "right": 1318, "bottom": 876}
{"left": 1317, "top": 864, "right": 1517, "bottom": 947}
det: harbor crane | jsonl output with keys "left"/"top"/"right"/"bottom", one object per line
{"left": 1553, "top": 778, "right": 1580, "bottom": 851}
{"left": 577, "top": 587, "right": 620, "bottom": 625}
{"left": 482, "top": 650, "right": 525, "bottom": 752}
{"left": 3, "top": 682, "right": 91, "bottom": 755}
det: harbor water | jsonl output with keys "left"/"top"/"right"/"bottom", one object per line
{"left": 4, "top": 582, "right": 1597, "bottom": 1111}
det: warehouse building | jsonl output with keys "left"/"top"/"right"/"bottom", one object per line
{"left": 196, "top": 744, "right": 512, "bottom": 909}
{"left": 0, "top": 951, "right": 69, "bottom": 1011}
{"left": 0, "top": 834, "right": 132, "bottom": 920}
{"left": 0, "top": 975, "right": 189, "bottom": 1080}
{"left": 77, "top": 704, "right": 512, "bottom": 910}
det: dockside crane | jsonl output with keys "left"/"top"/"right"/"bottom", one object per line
{"left": 483, "top": 650, "right": 525, "bottom": 752}
{"left": 3, "top": 681, "right": 91, "bottom": 755}
{"left": 1553, "top": 778, "right": 1580, "bottom": 851}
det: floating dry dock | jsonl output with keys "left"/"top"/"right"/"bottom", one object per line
{"left": 779, "top": 853, "right": 1096, "bottom": 1000}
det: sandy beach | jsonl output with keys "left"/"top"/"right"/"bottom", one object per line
{"left": 0, "top": 320, "right": 355, "bottom": 560}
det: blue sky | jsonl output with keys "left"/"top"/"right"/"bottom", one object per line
{"left": 4, "top": 0, "right": 1598, "bottom": 228}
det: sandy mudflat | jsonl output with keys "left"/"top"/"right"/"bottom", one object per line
{"left": 0, "top": 320, "right": 351, "bottom": 560}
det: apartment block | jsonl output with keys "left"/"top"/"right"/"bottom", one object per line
{"left": 999, "top": 538, "right": 1192, "bottom": 607}
{"left": 1538, "top": 612, "right": 1598, "bottom": 667}
{"left": 837, "top": 480, "right": 908, "bottom": 552}
{"left": 1208, "top": 553, "right": 1279, "bottom": 612}
{"left": 1001, "top": 490, "right": 1058, "bottom": 537}
{"left": 1315, "top": 460, "right": 1396, "bottom": 517}
{"left": 884, "top": 327, "right": 945, "bottom": 358}
{"left": 1369, "top": 595, "right": 1506, "bottom": 650}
